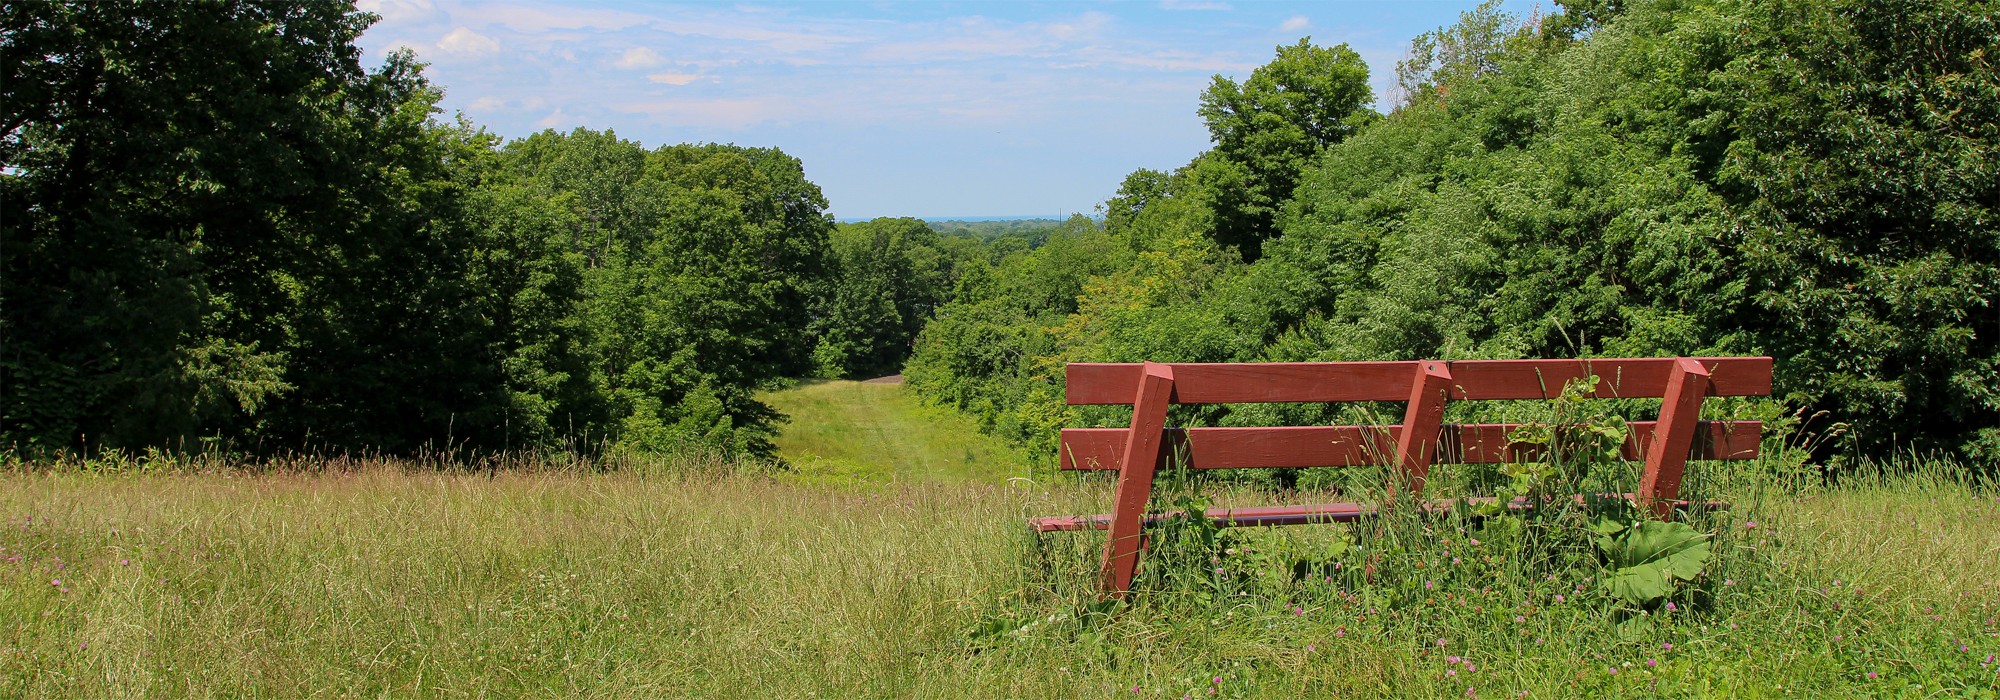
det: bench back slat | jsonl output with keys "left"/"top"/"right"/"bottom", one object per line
{"left": 1065, "top": 357, "right": 1774, "bottom": 405}
{"left": 1059, "top": 420, "right": 1763, "bottom": 471}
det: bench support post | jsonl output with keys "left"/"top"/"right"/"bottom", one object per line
{"left": 1639, "top": 358, "right": 1710, "bottom": 519}
{"left": 1394, "top": 361, "right": 1454, "bottom": 496}
{"left": 1100, "top": 362, "right": 1174, "bottom": 598}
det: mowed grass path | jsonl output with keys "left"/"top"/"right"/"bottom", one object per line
{"left": 763, "top": 379, "right": 1034, "bottom": 486}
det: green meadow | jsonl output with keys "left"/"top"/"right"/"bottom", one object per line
{"left": 763, "top": 379, "right": 1033, "bottom": 487}
{"left": 3, "top": 383, "right": 1995, "bottom": 697}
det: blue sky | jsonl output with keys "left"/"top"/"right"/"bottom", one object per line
{"left": 356, "top": 1, "right": 1537, "bottom": 219}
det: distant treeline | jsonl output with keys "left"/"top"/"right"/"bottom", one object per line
{"left": 907, "top": 0, "right": 1998, "bottom": 462}
{"left": 928, "top": 219, "right": 1063, "bottom": 243}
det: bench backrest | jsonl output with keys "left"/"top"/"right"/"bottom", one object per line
{"left": 1061, "top": 357, "right": 1772, "bottom": 476}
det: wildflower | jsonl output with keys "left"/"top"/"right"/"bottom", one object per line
{"left": 50, "top": 579, "right": 59, "bottom": 587}
{"left": 1514, "top": 616, "right": 1525, "bottom": 623}
{"left": 1554, "top": 594, "right": 1566, "bottom": 604}
{"left": 1662, "top": 643, "right": 1673, "bottom": 652}
{"left": 1743, "top": 520, "right": 1757, "bottom": 529}
{"left": 1470, "top": 538, "right": 1481, "bottom": 546}
{"left": 1132, "top": 686, "right": 1141, "bottom": 693}
{"left": 1448, "top": 656, "right": 1462, "bottom": 664}
{"left": 1467, "top": 663, "right": 1477, "bottom": 672}
{"left": 1333, "top": 561, "right": 1343, "bottom": 570}
{"left": 1335, "top": 627, "right": 1347, "bottom": 638}
{"left": 1427, "top": 580, "right": 1437, "bottom": 590}
{"left": 1724, "top": 579, "right": 1734, "bottom": 587}
{"left": 1213, "top": 676, "right": 1222, "bottom": 684}
{"left": 1452, "top": 557, "right": 1462, "bottom": 565}
{"left": 119, "top": 559, "right": 129, "bottom": 566}
{"left": 1437, "top": 638, "right": 1449, "bottom": 648}
{"left": 1446, "top": 670, "right": 1457, "bottom": 678}
{"left": 1866, "top": 672, "right": 1878, "bottom": 679}
{"left": 1646, "top": 658, "right": 1657, "bottom": 668}
{"left": 1607, "top": 667, "right": 1618, "bottom": 675}
{"left": 1665, "top": 602, "right": 1677, "bottom": 612}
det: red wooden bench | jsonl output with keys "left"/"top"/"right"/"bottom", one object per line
{"left": 1028, "top": 357, "right": 1774, "bottom": 597}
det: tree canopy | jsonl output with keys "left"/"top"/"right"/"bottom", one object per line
{"left": 910, "top": 0, "right": 1999, "bottom": 462}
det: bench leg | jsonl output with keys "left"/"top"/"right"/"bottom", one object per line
{"left": 1394, "top": 361, "right": 1454, "bottom": 496}
{"left": 1640, "top": 358, "right": 1711, "bottom": 519}
{"left": 1100, "top": 362, "right": 1174, "bottom": 598}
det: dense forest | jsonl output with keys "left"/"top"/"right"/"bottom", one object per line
{"left": 907, "top": 0, "right": 1998, "bottom": 462}
{"left": 3, "top": 0, "right": 1994, "bottom": 463}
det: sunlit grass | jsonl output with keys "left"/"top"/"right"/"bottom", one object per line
{"left": 0, "top": 454, "right": 1994, "bottom": 697}
{"left": 763, "top": 379, "right": 1036, "bottom": 486}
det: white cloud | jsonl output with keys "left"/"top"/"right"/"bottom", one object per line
{"left": 356, "top": 0, "right": 444, "bottom": 24}
{"left": 1280, "top": 15, "right": 1310, "bottom": 32}
{"left": 615, "top": 47, "right": 666, "bottom": 69}
{"left": 1046, "top": 12, "right": 1112, "bottom": 41}
{"left": 436, "top": 27, "right": 500, "bottom": 56}
{"left": 468, "top": 95, "right": 548, "bottom": 111}
{"left": 534, "top": 108, "right": 576, "bottom": 129}
{"left": 459, "top": 3, "right": 652, "bottom": 33}
{"left": 615, "top": 97, "right": 784, "bottom": 127}
{"left": 1160, "top": 0, "right": 1231, "bottom": 10}
{"left": 647, "top": 72, "right": 702, "bottom": 85}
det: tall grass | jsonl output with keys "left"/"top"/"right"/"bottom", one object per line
{"left": 0, "top": 453, "right": 1993, "bottom": 697}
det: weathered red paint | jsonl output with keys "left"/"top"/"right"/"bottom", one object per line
{"left": 1065, "top": 357, "right": 1771, "bottom": 405}
{"left": 1097, "top": 362, "right": 1173, "bottom": 599}
{"left": 1639, "top": 357, "right": 1712, "bottom": 519}
{"left": 1029, "top": 493, "right": 1732, "bottom": 533}
{"left": 1058, "top": 420, "right": 1763, "bottom": 471}
{"left": 1394, "top": 361, "right": 1454, "bottom": 495}
{"left": 1047, "top": 356, "right": 1773, "bottom": 597}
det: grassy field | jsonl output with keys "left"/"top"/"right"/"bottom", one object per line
{"left": 762, "top": 379, "right": 1034, "bottom": 486}
{"left": 2, "top": 385, "right": 1996, "bottom": 697}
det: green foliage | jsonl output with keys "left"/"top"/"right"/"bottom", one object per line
{"left": 1593, "top": 519, "right": 1712, "bottom": 607}
{"left": 1197, "top": 38, "right": 1377, "bottom": 260}
{"left": 811, "top": 218, "right": 954, "bottom": 378}
{"left": 1, "top": 5, "right": 836, "bottom": 460}
{"left": 500, "top": 132, "right": 836, "bottom": 457}
{"left": 912, "top": 0, "right": 1999, "bottom": 462}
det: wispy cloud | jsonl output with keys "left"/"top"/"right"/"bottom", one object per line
{"left": 646, "top": 72, "right": 703, "bottom": 85}
{"left": 614, "top": 47, "right": 666, "bottom": 69}
{"left": 358, "top": 0, "right": 445, "bottom": 23}
{"left": 357, "top": 0, "right": 1518, "bottom": 216}
{"left": 435, "top": 27, "right": 499, "bottom": 56}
